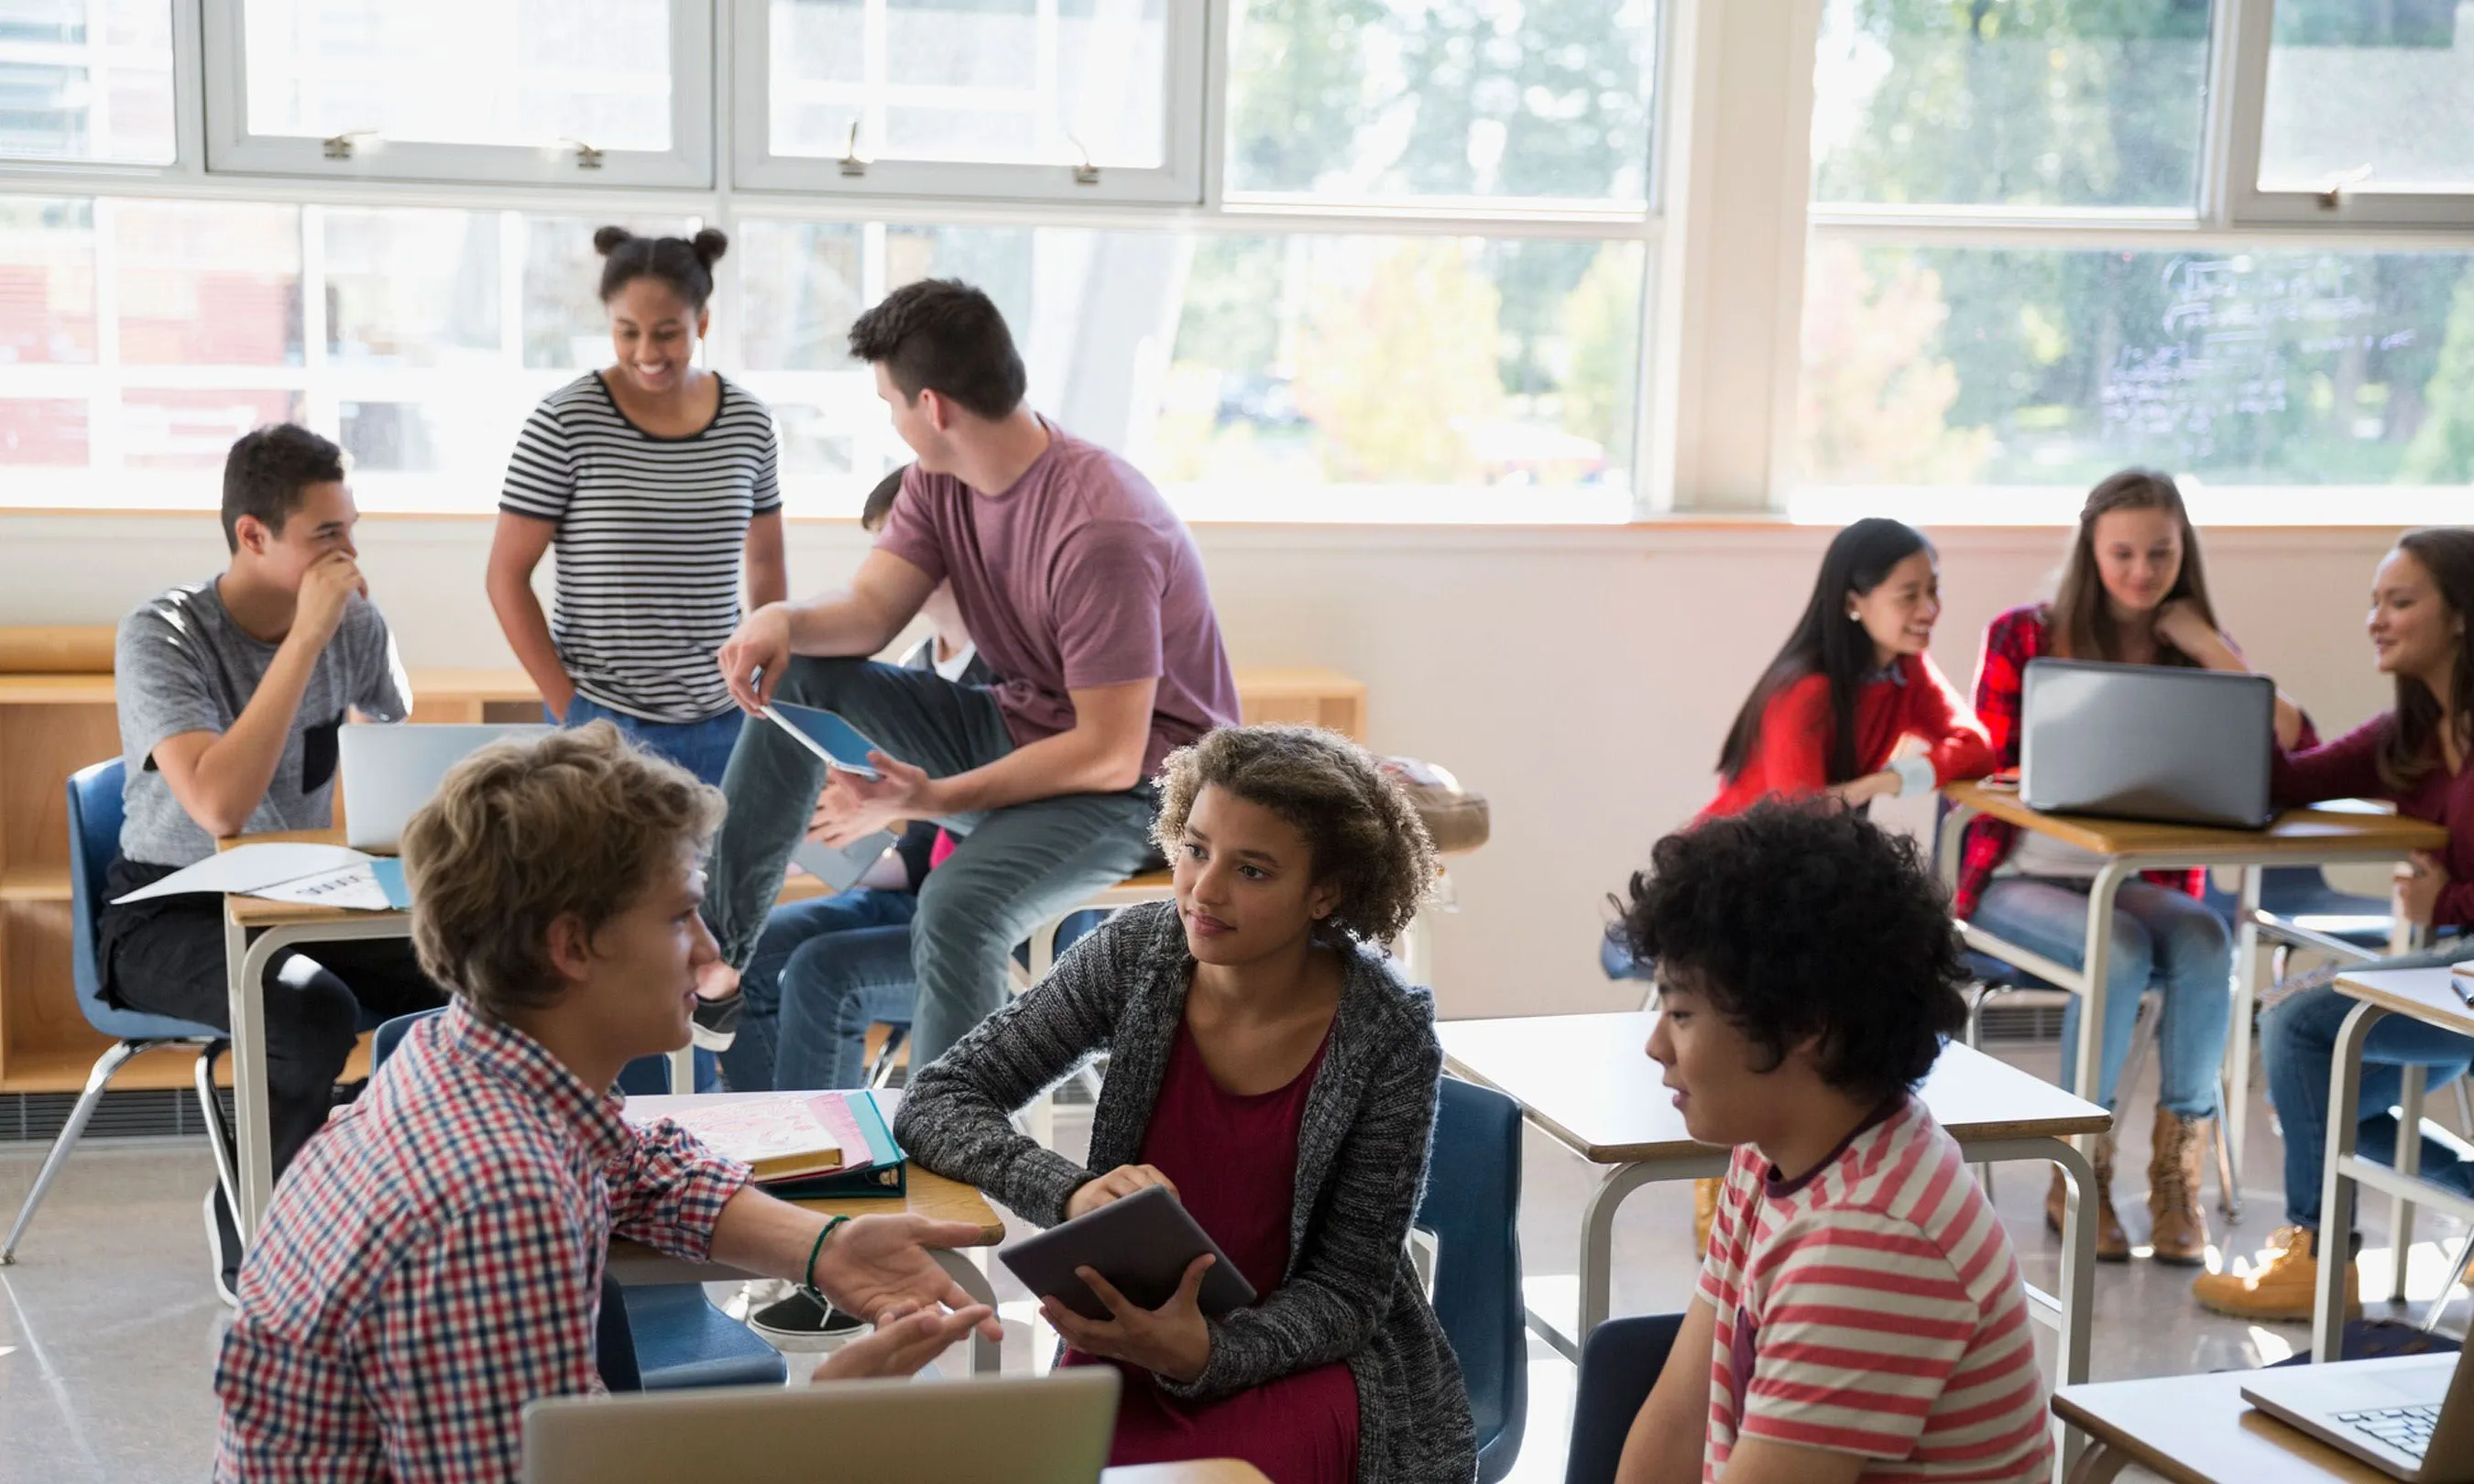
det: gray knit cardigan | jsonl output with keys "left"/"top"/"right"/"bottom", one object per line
{"left": 893, "top": 900, "right": 1478, "bottom": 1484}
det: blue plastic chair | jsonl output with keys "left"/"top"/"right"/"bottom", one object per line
{"left": 1, "top": 760, "right": 240, "bottom": 1265}
{"left": 1416, "top": 1076, "right": 1528, "bottom": 1484}
{"left": 371, "top": 1008, "right": 786, "bottom": 1391}
{"left": 1562, "top": 1313, "right": 1685, "bottom": 1484}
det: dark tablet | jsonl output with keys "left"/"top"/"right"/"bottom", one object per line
{"left": 999, "top": 1184, "right": 1258, "bottom": 1323}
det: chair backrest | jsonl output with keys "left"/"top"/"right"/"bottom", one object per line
{"left": 1416, "top": 1075, "right": 1527, "bottom": 1484}
{"left": 64, "top": 759, "right": 126, "bottom": 1020}
{"left": 371, "top": 1006, "right": 446, "bottom": 1068}
{"left": 1562, "top": 1313, "right": 1686, "bottom": 1484}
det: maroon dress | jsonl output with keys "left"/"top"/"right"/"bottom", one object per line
{"left": 1064, "top": 1020, "right": 1362, "bottom": 1483}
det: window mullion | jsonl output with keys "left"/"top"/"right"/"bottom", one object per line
{"left": 2210, "top": 0, "right": 2274, "bottom": 228}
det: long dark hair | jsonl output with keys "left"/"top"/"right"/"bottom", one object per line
{"left": 1718, "top": 518, "right": 1933, "bottom": 785}
{"left": 2381, "top": 528, "right": 2474, "bottom": 790}
{"left": 2048, "top": 468, "right": 2219, "bottom": 664}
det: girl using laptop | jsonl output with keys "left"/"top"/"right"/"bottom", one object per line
{"left": 2194, "top": 527, "right": 2474, "bottom": 1321}
{"left": 1961, "top": 469, "right": 2307, "bottom": 1268}
{"left": 894, "top": 726, "right": 1474, "bottom": 1484}
{"left": 1667, "top": 517, "right": 1996, "bottom": 1248}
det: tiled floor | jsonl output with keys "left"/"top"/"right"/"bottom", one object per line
{"left": 2, "top": 1037, "right": 2466, "bottom": 1484}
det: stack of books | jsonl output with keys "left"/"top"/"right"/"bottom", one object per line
{"left": 660, "top": 1090, "right": 907, "bottom": 1197}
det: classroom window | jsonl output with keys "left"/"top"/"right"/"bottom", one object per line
{"left": 0, "top": 0, "right": 176, "bottom": 165}
{"left": 735, "top": 216, "right": 1648, "bottom": 522}
{"left": 1792, "top": 241, "right": 2474, "bottom": 514}
{"left": 1221, "top": 0, "right": 1658, "bottom": 209}
{"left": 2258, "top": 2, "right": 2474, "bottom": 195}
{"left": 1810, "top": 0, "right": 2211, "bottom": 212}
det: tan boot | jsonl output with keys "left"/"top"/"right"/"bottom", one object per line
{"left": 2046, "top": 1134, "right": 2129, "bottom": 1261}
{"left": 2192, "top": 1226, "right": 2360, "bottom": 1322}
{"left": 1693, "top": 1177, "right": 1721, "bottom": 1254}
{"left": 2148, "top": 1108, "right": 2214, "bottom": 1266}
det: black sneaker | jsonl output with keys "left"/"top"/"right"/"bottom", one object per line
{"left": 203, "top": 1185, "right": 240, "bottom": 1308}
{"left": 690, "top": 988, "right": 742, "bottom": 1051}
{"left": 749, "top": 1290, "right": 866, "bottom": 1349}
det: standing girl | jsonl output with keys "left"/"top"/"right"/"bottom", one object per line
{"left": 487, "top": 226, "right": 786, "bottom": 786}
{"left": 1961, "top": 469, "right": 2304, "bottom": 1267}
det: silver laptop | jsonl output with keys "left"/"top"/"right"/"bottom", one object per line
{"left": 339, "top": 723, "right": 553, "bottom": 851}
{"left": 2244, "top": 1351, "right": 2474, "bottom": 1482}
{"left": 2019, "top": 659, "right": 2276, "bottom": 828}
{"left": 520, "top": 1368, "right": 1120, "bottom": 1484}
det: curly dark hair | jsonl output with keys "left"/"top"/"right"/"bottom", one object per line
{"left": 1616, "top": 801, "right": 1967, "bottom": 1103}
{"left": 594, "top": 225, "right": 728, "bottom": 313}
{"left": 1153, "top": 726, "right": 1435, "bottom": 948}
{"left": 846, "top": 278, "right": 1026, "bottom": 420}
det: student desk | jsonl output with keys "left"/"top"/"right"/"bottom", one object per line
{"left": 2053, "top": 1363, "right": 2401, "bottom": 1484}
{"left": 2312, "top": 966, "right": 2474, "bottom": 1367}
{"left": 1433, "top": 1011, "right": 2110, "bottom": 1388}
{"left": 608, "top": 1090, "right": 1006, "bottom": 1376}
{"left": 1939, "top": 781, "right": 2447, "bottom": 1200}
{"left": 1107, "top": 1466, "right": 1272, "bottom": 1484}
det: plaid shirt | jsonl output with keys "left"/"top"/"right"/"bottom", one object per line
{"left": 213, "top": 1002, "right": 749, "bottom": 1483}
{"left": 1956, "top": 604, "right": 2312, "bottom": 918}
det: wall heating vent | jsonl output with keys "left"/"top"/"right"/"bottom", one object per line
{"left": 0, "top": 1087, "right": 234, "bottom": 1146}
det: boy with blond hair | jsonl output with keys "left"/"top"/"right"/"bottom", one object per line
{"left": 213, "top": 724, "right": 998, "bottom": 1482}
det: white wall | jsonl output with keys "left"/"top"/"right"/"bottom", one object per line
{"left": 0, "top": 514, "right": 2409, "bottom": 1019}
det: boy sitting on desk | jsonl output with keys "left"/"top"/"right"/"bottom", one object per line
{"left": 1613, "top": 802, "right": 2053, "bottom": 1484}
{"left": 213, "top": 724, "right": 1000, "bottom": 1482}
{"left": 101, "top": 422, "right": 449, "bottom": 1304}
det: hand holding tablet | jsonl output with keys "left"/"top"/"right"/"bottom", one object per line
{"left": 1000, "top": 1183, "right": 1257, "bottom": 1324}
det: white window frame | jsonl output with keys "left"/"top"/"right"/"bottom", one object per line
{"left": 2213, "top": 0, "right": 2474, "bottom": 229}
{"left": 198, "top": 0, "right": 717, "bottom": 188}
{"left": 729, "top": 0, "right": 1208, "bottom": 206}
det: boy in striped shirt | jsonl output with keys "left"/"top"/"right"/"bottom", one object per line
{"left": 1612, "top": 802, "right": 2053, "bottom": 1484}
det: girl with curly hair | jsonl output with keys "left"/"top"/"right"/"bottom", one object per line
{"left": 894, "top": 725, "right": 1474, "bottom": 1484}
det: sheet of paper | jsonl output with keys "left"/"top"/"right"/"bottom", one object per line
{"left": 112, "top": 842, "right": 373, "bottom": 904}
{"left": 249, "top": 863, "right": 396, "bottom": 912}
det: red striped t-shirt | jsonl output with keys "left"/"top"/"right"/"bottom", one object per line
{"left": 1694, "top": 1097, "right": 2053, "bottom": 1484}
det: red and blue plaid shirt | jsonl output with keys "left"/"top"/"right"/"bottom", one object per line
{"left": 213, "top": 1001, "right": 749, "bottom": 1483}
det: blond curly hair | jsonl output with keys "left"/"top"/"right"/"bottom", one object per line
{"left": 1152, "top": 726, "right": 1435, "bottom": 946}
{"left": 401, "top": 722, "right": 724, "bottom": 1021}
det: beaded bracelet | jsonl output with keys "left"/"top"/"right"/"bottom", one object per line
{"left": 797, "top": 1215, "right": 851, "bottom": 1310}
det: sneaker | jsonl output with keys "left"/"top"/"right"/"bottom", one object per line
{"left": 690, "top": 988, "right": 742, "bottom": 1052}
{"left": 2192, "top": 1224, "right": 2361, "bottom": 1322}
{"left": 203, "top": 1186, "right": 240, "bottom": 1308}
{"left": 749, "top": 1290, "right": 867, "bottom": 1350}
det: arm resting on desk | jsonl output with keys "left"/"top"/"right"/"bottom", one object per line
{"left": 2270, "top": 715, "right": 2393, "bottom": 808}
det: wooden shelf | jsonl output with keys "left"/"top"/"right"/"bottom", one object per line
{"left": 0, "top": 673, "right": 115, "bottom": 704}
{"left": 0, "top": 865, "right": 71, "bottom": 902}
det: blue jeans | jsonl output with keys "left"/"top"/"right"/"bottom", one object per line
{"left": 2264, "top": 944, "right": 2474, "bottom": 1231}
{"left": 720, "top": 889, "right": 921, "bottom": 1092}
{"left": 555, "top": 693, "right": 742, "bottom": 1092}
{"left": 1971, "top": 876, "right": 2234, "bottom": 1117}
{"left": 554, "top": 694, "right": 744, "bottom": 788}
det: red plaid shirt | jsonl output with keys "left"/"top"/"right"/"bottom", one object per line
{"left": 1956, "top": 605, "right": 2312, "bottom": 918}
{"left": 213, "top": 1002, "right": 750, "bottom": 1483}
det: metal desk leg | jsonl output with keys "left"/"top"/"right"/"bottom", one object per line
{"left": 2072, "top": 864, "right": 2130, "bottom": 1147}
{"left": 224, "top": 911, "right": 272, "bottom": 1246}
{"left": 2317, "top": 999, "right": 2391, "bottom": 1363}
{"left": 2226, "top": 865, "right": 2264, "bottom": 1215}
{"left": 1577, "top": 1162, "right": 1669, "bottom": 1343}
{"left": 2046, "top": 1137, "right": 2098, "bottom": 1389}
{"left": 2062, "top": 1440, "right": 2130, "bottom": 1484}
{"left": 2394, "top": 1064, "right": 2427, "bottom": 1303}
{"left": 934, "top": 1247, "right": 1002, "bottom": 1375}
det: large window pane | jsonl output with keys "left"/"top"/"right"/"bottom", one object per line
{"left": 0, "top": 398, "right": 86, "bottom": 461}
{"left": 113, "top": 200, "right": 302, "bottom": 366}
{"left": 0, "top": 196, "right": 95, "bottom": 364}
{"left": 0, "top": 0, "right": 175, "bottom": 164}
{"left": 322, "top": 209, "right": 500, "bottom": 367}
{"left": 738, "top": 219, "right": 1645, "bottom": 520}
{"left": 123, "top": 387, "right": 303, "bottom": 467}
{"left": 770, "top": 0, "right": 1167, "bottom": 169}
{"left": 242, "top": 0, "right": 673, "bottom": 151}
{"left": 1812, "top": 0, "right": 2208, "bottom": 209}
{"left": 1224, "top": 0, "right": 1656, "bottom": 205}
{"left": 1796, "top": 241, "right": 2474, "bottom": 489}
{"left": 2261, "top": 2, "right": 2474, "bottom": 193}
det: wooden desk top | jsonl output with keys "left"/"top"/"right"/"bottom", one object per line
{"left": 2053, "top": 1364, "right": 2403, "bottom": 1484}
{"left": 2335, "top": 966, "right": 2474, "bottom": 1038}
{"left": 619, "top": 1091, "right": 1006, "bottom": 1245}
{"left": 1943, "top": 780, "right": 2447, "bottom": 860}
{"left": 1437, "top": 1011, "right": 2109, "bottom": 1163}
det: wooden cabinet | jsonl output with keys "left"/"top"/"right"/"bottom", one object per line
{"left": 0, "top": 626, "right": 1366, "bottom": 1094}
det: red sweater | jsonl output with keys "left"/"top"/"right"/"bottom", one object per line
{"left": 2272, "top": 714, "right": 2474, "bottom": 930}
{"left": 1702, "top": 653, "right": 1996, "bottom": 822}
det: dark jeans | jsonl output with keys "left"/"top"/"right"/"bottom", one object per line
{"left": 706, "top": 657, "right": 1158, "bottom": 1069}
{"left": 553, "top": 694, "right": 744, "bottom": 789}
{"left": 720, "top": 888, "right": 922, "bottom": 1092}
{"left": 99, "top": 858, "right": 448, "bottom": 1185}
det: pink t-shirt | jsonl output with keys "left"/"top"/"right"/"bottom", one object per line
{"left": 874, "top": 421, "right": 1239, "bottom": 776}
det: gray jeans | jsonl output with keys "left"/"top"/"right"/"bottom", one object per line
{"left": 706, "top": 656, "right": 1159, "bottom": 1068}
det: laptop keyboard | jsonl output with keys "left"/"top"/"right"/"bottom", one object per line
{"left": 2338, "top": 1404, "right": 2443, "bottom": 1457}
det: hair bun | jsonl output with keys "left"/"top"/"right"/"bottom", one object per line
{"left": 593, "top": 225, "right": 635, "bottom": 256}
{"left": 689, "top": 227, "right": 729, "bottom": 267}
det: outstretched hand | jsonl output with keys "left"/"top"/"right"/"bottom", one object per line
{"left": 810, "top": 1215, "right": 1004, "bottom": 1346}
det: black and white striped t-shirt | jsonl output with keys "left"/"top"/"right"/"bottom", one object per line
{"left": 500, "top": 372, "right": 782, "bottom": 724}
